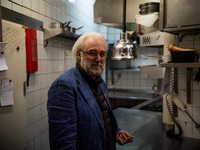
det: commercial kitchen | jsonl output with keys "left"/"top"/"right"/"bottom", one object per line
{"left": 0, "top": 0, "right": 200, "bottom": 150}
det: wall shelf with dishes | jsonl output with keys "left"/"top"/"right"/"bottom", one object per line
{"left": 43, "top": 28, "right": 80, "bottom": 41}
{"left": 43, "top": 28, "right": 80, "bottom": 47}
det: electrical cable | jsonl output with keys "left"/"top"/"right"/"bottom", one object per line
{"left": 27, "top": 72, "right": 30, "bottom": 87}
{"left": 165, "top": 68, "right": 182, "bottom": 138}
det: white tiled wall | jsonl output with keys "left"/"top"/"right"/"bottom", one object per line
{"left": 107, "top": 46, "right": 161, "bottom": 91}
{"left": 1, "top": 0, "right": 123, "bottom": 149}
{"left": 174, "top": 34, "right": 200, "bottom": 139}
{"left": 4, "top": 0, "right": 199, "bottom": 149}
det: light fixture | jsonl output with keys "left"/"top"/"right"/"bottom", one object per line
{"left": 112, "top": 0, "right": 137, "bottom": 60}
{"left": 69, "top": 0, "right": 75, "bottom": 3}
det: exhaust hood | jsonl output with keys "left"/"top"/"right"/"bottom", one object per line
{"left": 94, "top": 0, "right": 160, "bottom": 30}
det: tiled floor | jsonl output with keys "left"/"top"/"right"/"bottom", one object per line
{"left": 113, "top": 108, "right": 200, "bottom": 150}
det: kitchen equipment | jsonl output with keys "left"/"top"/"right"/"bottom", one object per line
{"left": 160, "top": 0, "right": 200, "bottom": 32}
{"left": 139, "top": 65, "right": 164, "bottom": 79}
{"left": 70, "top": 26, "right": 84, "bottom": 33}
{"left": 51, "top": 21, "right": 72, "bottom": 30}
{"left": 171, "top": 51, "right": 196, "bottom": 63}
{"left": 64, "top": 21, "right": 72, "bottom": 31}
{"left": 139, "top": 2, "right": 160, "bottom": 15}
{"left": 51, "top": 22, "right": 64, "bottom": 28}
{"left": 112, "top": 0, "right": 137, "bottom": 60}
{"left": 168, "top": 44, "right": 197, "bottom": 63}
{"left": 139, "top": 31, "right": 174, "bottom": 47}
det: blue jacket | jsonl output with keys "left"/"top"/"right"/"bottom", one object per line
{"left": 47, "top": 67, "right": 120, "bottom": 150}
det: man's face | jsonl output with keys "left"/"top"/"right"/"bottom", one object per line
{"left": 78, "top": 36, "right": 107, "bottom": 79}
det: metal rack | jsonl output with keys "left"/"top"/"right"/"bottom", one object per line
{"left": 159, "top": 62, "right": 200, "bottom": 68}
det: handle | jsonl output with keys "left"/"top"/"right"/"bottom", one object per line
{"left": 187, "top": 68, "right": 192, "bottom": 104}
{"left": 64, "top": 21, "right": 71, "bottom": 27}
{"left": 76, "top": 26, "right": 84, "bottom": 30}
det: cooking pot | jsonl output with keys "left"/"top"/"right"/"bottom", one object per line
{"left": 51, "top": 21, "right": 70, "bottom": 29}
{"left": 69, "top": 26, "right": 84, "bottom": 33}
{"left": 64, "top": 21, "right": 72, "bottom": 31}
{"left": 51, "top": 22, "right": 63, "bottom": 28}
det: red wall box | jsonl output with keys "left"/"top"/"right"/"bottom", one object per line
{"left": 25, "top": 28, "right": 38, "bottom": 72}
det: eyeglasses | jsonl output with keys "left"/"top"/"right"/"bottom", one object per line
{"left": 79, "top": 49, "right": 106, "bottom": 58}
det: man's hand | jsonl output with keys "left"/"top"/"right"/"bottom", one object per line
{"left": 116, "top": 130, "right": 134, "bottom": 145}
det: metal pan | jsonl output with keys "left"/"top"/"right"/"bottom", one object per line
{"left": 70, "top": 26, "right": 84, "bottom": 33}
{"left": 64, "top": 21, "right": 72, "bottom": 31}
{"left": 51, "top": 21, "right": 70, "bottom": 29}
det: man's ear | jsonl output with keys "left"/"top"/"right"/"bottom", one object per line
{"left": 77, "top": 50, "right": 81, "bottom": 56}
{"left": 77, "top": 50, "right": 81, "bottom": 61}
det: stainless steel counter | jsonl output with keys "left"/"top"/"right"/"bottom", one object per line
{"left": 113, "top": 108, "right": 200, "bottom": 150}
{"left": 108, "top": 89, "right": 162, "bottom": 110}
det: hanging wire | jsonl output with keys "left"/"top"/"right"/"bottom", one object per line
{"left": 165, "top": 68, "right": 182, "bottom": 138}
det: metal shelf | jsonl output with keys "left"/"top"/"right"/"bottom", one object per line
{"left": 1, "top": 6, "right": 43, "bottom": 31}
{"left": 109, "top": 68, "right": 140, "bottom": 72}
{"left": 159, "top": 62, "right": 200, "bottom": 68}
{"left": 43, "top": 28, "right": 80, "bottom": 41}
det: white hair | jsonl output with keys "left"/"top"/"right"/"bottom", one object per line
{"left": 72, "top": 32, "right": 108, "bottom": 59}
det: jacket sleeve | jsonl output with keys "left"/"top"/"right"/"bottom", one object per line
{"left": 47, "top": 80, "right": 77, "bottom": 150}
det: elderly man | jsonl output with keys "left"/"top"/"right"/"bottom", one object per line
{"left": 47, "top": 32, "right": 133, "bottom": 150}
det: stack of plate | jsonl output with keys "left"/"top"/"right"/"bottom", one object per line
{"left": 139, "top": 2, "right": 159, "bottom": 15}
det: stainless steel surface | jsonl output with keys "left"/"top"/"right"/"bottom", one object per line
{"left": 94, "top": 0, "right": 159, "bottom": 30}
{"left": 0, "top": 1, "right": 2, "bottom": 42}
{"left": 108, "top": 88, "right": 158, "bottom": 100}
{"left": 113, "top": 108, "right": 200, "bottom": 150}
{"left": 1, "top": 6, "right": 43, "bottom": 31}
{"left": 132, "top": 95, "right": 162, "bottom": 109}
{"left": 159, "top": 0, "right": 200, "bottom": 32}
{"left": 112, "top": 32, "right": 137, "bottom": 60}
{"left": 186, "top": 68, "right": 192, "bottom": 104}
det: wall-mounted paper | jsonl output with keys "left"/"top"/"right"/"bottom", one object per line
{"left": 0, "top": 42, "right": 8, "bottom": 71}
{"left": 0, "top": 78, "right": 14, "bottom": 106}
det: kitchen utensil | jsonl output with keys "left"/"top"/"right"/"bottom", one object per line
{"left": 51, "top": 21, "right": 70, "bottom": 29}
{"left": 70, "top": 26, "right": 84, "bottom": 33}
{"left": 168, "top": 44, "right": 197, "bottom": 63}
{"left": 64, "top": 21, "right": 72, "bottom": 31}
{"left": 187, "top": 68, "right": 192, "bottom": 104}
{"left": 194, "top": 68, "right": 200, "bottom": 83}
{"left": 139, "top": 2, "right": 159, "bottom": 15}
{"left": 51, "top": 22, "right": 64, "bottom": 28}
{"left": 168, "top": 44, "right": 196, "bottom": 52}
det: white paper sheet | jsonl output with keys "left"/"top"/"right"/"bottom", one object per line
{"left": 0, "top": 42, "right": 8, "bottom": 71}
{"left": 0, "top": 78, "right": 14, "bottom": 106}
